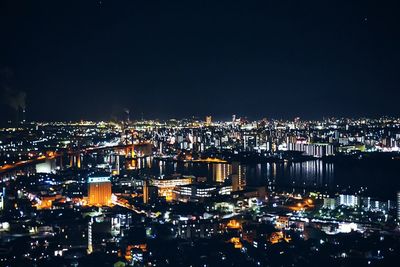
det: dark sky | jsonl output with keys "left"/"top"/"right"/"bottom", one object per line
{"left": 1, "top": 0, "right": 400, "bottom": 122}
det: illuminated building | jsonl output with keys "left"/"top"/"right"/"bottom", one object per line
{"left": 287, "top": 140, "right": 334, "bottom": 158}
{"left": 243, "top": 134, "right": 256, "bottom": 151}
{"left": 113, "top": 154, "right": 120, "bottom": 175}
{"left": 323, "top": 197, "right": 336, "bottom": 210}
{"left": 229, "top": 237, "right": 243, "bottom": 249}
{"left": 115, "top": 214, "right": 132, "bottom": 236}
{"left": 178, "top": 219, "right": 219, "bottom": 239}
{"left": 151, "top": 175, "right": 194, "bottom": 188}
{"left": 36, "top": 194, "right": 62, "bottom": 210}
{"left": 173, "top": 184, "right": 232, "bottom": 202}
{"left": 143, "top": 180, "right": 149, "bottom": 204}
{"left": 143, "top": 180, "right": 158, "bottom": 204}
{"left": 337, "top": 194, "right": 359, "bottom": 207}
{"left": 226, "top": 219, "right": 241, "bottom": 229}
{"left": 205, "top": 116, "right": 212, "bottom": 126}
{"left": 88, "top": 176, "right": 112, "bottom": 206}
{"left": 69, "top": 153, "right": 81, "bottom": 168}
{"left": 151, "top": 175, "right": 194, "bottom": 201}
{"left": 125, "top": 244, "right": 147, "bottom": 265}
{"left": 397, "top": 191, "right": 400, "bottom": 220}
{"left": 231, "top": 161, "right": 245, "bottom": 191}
{"left": 269, "top": 231, "right": 291, "bottom": 244}
{"left": 276, "top": 216, "right": 289, "bottom": 229}
{"left": 230, "top": 186, "right": 266, "bottom": 201}
{"left": 0, "top": 187, "right": 5, "bottom": 211}
{"left": 212, "top": 163, "right": 231, "bottom": 183}
{"left": 35, "top": 159, "right": 56, "bottom": 173}
{"left": 87, "top": 217, "right": 93, "bottom": 254}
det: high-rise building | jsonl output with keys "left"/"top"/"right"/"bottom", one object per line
{"left": 205, "top": 116, "right": 212, "bottom": 126}
{"left": 87, "top": 217, "right": 94, "bottom": 254}
{"left": 88, "top": 176, "right": 112, "bottom": 206}
{"left": 36, "top": 158, "right": 56, "bottom": 173}
{"left": 151, "top": 175, "right": 194, "bottom": 201}
{"left": 0, "top": 187, "right": 5, "bottom": 211}
{"left": 143, "top": 180, "right": 149, "bottom": 204}
{"left": 113, "top": 154, "right": 120, "bottom": 175}
{"left": 337, "top": 194, "right": 359, "bottom": 207}
{"left": 323, "top": 197, "right": 336, "bottom": 210}
{"left": 397, "top": 191, "right": 400, "bottom": 220}
{"left": 243, "top": 134, "right": 256, "bottom": 151}
{"left": 213, "top": 163, "right": 231, "bottom": 183}
{"left": 143, "top": 180, "right": 158, "bottom": 204}
{"left": 287, "top": 140, "right": 334, "bottom": 158}
{"left": 69, "top": 153, "right": 81, "bottom": 168}
{"left": 231, "top": 162, "right": 245, "bottom": 191}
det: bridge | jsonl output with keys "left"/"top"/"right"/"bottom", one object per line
{"left": 0, "top": 142, "right": 152, "bottom": 174}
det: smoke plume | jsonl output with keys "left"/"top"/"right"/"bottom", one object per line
{"left": 0, "top": 67, "right": 26, "bottom": 111}
{"left": 2, "top": 87, "right": 26, "bottom": 111}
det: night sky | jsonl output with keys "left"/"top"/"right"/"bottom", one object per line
{"left": 1, "top": 0, "right": 400, "bottom": 122}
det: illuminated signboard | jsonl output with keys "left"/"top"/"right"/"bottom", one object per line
{"left": 88, "top": 176, "right": 111, "bottom": 183}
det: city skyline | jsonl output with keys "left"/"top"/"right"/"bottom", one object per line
{"left": 1, "top": 114, "right": 400, "bottom": 266}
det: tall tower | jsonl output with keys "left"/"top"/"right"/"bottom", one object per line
{"left": 213, "top": 164, "right": 231, "bottom": 183}
{"left": 87, "top": 217, "right": 93, "bottom": 254}
{"left": 143, "top": 180, "right": 149, "bottom": 204}
{"left": 88, "top": 176, "right": 112, "bottom": 206}
{"left": 397, "top": 191, "right": 400, "bottom": 220}
{"left": 231, "top": 162, "right": 245, "bottom": 192}
{"left": 76, "top": 154, "right": 81, "bottom": 169}
{"left": 0, "top": 187, "right": 5, "bottom": 211}
{"left": 205, "top": 116, "right": 212, "bottom": 126}
{"left": 69, "top": 153, "right": 81, "bottom": 168}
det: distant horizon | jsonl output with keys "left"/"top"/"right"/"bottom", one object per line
{"left": 2, "top": 113, "right": 400, "bottom": 125}
{"left": 2, "top": 1, "right": 400, "bottom": 123}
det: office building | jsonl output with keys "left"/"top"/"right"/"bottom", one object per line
{"left": 231, "top": 161, "right": 245, "bottom": 191}
{"left": 337, "top": 194, "right": 359, "bottom": 207}
{"left": 143, "top": 180, "right": 158, "bottom": 204}
{"left": 397, "top": 191, "right": 400, "bottom": 220}
{"left": 88, "top": 176, "right": 112, "bottom": 206}
{"left": 205, "top": 116, "right": 212, "bottom": 126}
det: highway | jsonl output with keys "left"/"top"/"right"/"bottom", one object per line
{"left": 0, "top": 143, "right": 148, "bottom": 174}
{"left": 0, "top": 152, "right": 60, "bottom": 174}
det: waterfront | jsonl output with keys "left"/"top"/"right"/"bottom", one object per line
{"left": 135, "top": 157, "right": 400, "bottom": 199}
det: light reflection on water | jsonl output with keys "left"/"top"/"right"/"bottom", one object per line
{"left": 137, "top": 158, "right": 334, "bottom": 189}
{"left": 131, "top": 157, "right": 399, "bottom": 198}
